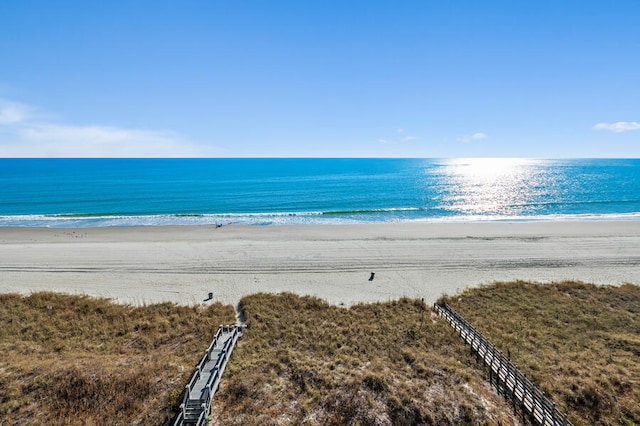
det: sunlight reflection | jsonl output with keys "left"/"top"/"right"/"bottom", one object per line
{"left": 435, "top": 158, "right": 548, "bottom": 215}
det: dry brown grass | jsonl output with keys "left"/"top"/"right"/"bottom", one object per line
{"left": 0, "top": 292, "right": 236, "bottom": 425}
{"left": 2, "top": 281, "right": 638, "bottom": 426}
{"left": 441, "top": 281, "right": 640, "bottom": 426}
{"left": 210, "top": 293, "right": 518, "bottom": 425}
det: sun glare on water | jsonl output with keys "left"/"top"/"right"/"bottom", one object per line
{"left": 437, "top": 158, "right": 547, "bottom": 216}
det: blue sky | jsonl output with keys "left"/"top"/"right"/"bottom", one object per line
{"left": 0, "top": 1, "right": 638, "bottom": 157}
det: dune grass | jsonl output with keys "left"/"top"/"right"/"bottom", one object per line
{"left": 210, "top": 293, "right": 517, "bottom": 425}
{"left": 441, "top": 281, "right": 640, "bottom": 426}
{"left": 0, "top": 292, "right": 236, "bottom": 425}
{"left": 1, "top": 281, "right": 638, "bottom": 425}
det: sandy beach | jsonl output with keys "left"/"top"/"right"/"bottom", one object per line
{"left": 1, "top": 221, "right": 639, "bottom": 306}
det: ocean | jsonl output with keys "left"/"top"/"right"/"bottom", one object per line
{"left": 1, "top": 158, "right": 639, "bottom": 227}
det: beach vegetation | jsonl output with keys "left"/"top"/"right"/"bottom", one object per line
{"left": 0, "top": 292, "right": 236, "bottom": 425}
{"left": 440, "top": 281, "right": 640, "bottom": 426}
{"left": 1, "top": 281, "right": 638, "bottom": 425}
{"left": 210, "top": 293, "right": 517, "bottom": 425}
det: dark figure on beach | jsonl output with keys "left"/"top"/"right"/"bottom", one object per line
{"left": 369, "top": 272, "right": 375, "bottom": 281}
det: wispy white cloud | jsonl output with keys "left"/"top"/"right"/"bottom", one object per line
{"left": 379, "top": 129, "right": 417, "bottom": 145}
{"left": 16, "top": 124, "right": 206, "bottom": 157}
{"left": 0, "top": 99, "right": 32, "bottom": 124}
{"left": 593, "top": 121, "right": 640, "bottom": 133}
{"left": 0, "top": 98, "right": 216, "bottom": 157}
{"left": 457, "top": 132, "right": 487, "bottom": 143}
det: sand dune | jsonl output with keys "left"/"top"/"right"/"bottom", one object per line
{"left": 1, "top": 221, "right": 639, "bottom": 306}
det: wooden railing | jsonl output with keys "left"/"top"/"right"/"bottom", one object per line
{"left": 173, "top": 324, "right": 245, "bottom": 426}
{"left": 434, "top": 303, "right": 573, "bottom": 426}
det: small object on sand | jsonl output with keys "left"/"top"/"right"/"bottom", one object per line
{"left": 208, "top": 292, "right": 213, "bottom": 300}
{"left": 369, "top": 272, "right": 375, "bottom": 281}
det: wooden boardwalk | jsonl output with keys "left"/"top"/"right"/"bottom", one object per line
{"left": 434, "top": 303, "right": 573, "bottom": 426}
{"left": 173, "top": 325, "right": 245, "bottom": 426}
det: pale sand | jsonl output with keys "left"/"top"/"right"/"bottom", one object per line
{"left": 1, "top": 221, "right": 639, "bottom": 307}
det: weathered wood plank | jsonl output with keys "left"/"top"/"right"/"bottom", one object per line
{"left": 173, "top": 324, "right": 245, "bottom": 426}
{"left": 434, "top": 303, "right": 573, "bottom": 426}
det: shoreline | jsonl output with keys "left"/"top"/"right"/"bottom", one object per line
{"left": 2, "top": 211, "right": 640, "bottom": 228}
{"left": 1, "top": 220, "right": 639, "bottom": 306}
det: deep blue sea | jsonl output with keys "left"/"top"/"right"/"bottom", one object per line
{"left": 1, "top": 158, "right": 639, "bottom": 227}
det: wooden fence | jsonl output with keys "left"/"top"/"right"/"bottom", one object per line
{"left": 434, "top": 303, "right": 573, "bottom": 426}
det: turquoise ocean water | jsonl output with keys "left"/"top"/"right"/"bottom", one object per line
{"left": 1, "top": 158, "right": 639, "bottom": 227}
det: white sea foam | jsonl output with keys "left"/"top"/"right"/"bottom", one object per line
{"left": 2, "top": 211, "right": 640, "bottom": 228}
